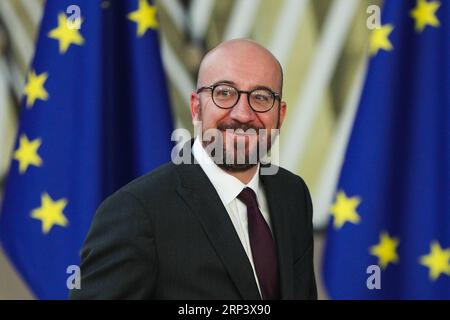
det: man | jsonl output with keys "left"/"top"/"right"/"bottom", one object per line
{"left": 70, "top": 39, "right": 317, "bottom": 300}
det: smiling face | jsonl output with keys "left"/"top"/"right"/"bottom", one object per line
{"left": 190, "top": 39, "right": 287, "bottom": 172}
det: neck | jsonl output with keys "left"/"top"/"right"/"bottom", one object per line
{"left": 223, "top": 165, "right": 259, "bottom": 185}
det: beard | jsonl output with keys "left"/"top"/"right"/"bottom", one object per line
{"left": 201, "top": 120, "right": 276, "bottom": 172}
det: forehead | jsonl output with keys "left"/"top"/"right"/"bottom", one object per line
{"left": 199, "top": 45, "right": 282, "bottom": 91}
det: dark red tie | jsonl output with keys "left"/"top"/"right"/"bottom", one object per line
{"left": 237, "top": 187, "right": 279, "bottom": 299}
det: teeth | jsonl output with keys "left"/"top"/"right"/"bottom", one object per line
{"left": 227, "top": 131, "right": 256, "bottom": 136}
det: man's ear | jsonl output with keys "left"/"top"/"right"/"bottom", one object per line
{"left": 190, "top": 92, "right": 201, "bottom": 123}
{"left": 278, "top": 101, "right": 287, "bottom": 129}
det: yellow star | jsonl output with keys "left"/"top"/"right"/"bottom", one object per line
{"left": 370, "top": 231, "right": 399, "bottom": 269}
{"left": 13, "top": 134, "right": 43, "bottom": 174}
{"left": 419, "top": 241, "right": 450, "bottom": 281}
{"left": 329, "top": 191, "right": 361, "bottom": 229}
{"left": 31, "top": 193, "right": 69, "bottom": 234}
{"left": 127, "top": 0, "right": 159, "bottom": 36}
{"left": 369, "top": 24, "right": 394, "bottom": 56}
{"left": 48, "top": 13, "right": 84, "bottom": 54}
{"left": 23, "top": 71, "right": 49, "bottom": 108}
{"left": 410, "top": 0, "right": 441, "bottom": 32}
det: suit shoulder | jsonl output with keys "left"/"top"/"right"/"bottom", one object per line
{"left": 113, "top": 162, "right": 179, "bottom": 201}
{"left": 270, "top": 165, "right": 308, "bottom": 188}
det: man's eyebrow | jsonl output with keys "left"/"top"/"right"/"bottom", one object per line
{"left": 253, "top": 85, "right": 278, "bottom": 93}
{"left": 213, "top": 80, "right": 236, "bottom": 86}
{"left": 213, "top": 80, "right": 277, "bottom": 93}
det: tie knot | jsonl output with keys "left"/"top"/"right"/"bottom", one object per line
{"left": 237, "top": 187, "right": 259, "bottom": 208}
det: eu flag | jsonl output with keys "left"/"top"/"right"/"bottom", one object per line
{"left": 0, "top": 0, "right": 173, "bottom": 299}
{"left": 323, "top": 0, "right": 449, "bottom": 299}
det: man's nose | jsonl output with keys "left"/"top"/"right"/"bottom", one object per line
{"left": 229, "top": 94, "right": 256, "bottom": 123}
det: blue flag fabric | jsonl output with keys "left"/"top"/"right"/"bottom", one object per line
{"left": 0, "top": 0, "right": 173, "bottom": 299}
{"left": 323, "top": 0, "right": 450, "bottom": 299}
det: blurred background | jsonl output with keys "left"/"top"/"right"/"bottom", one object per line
{"left": 0, "top": 0, "right": 418, "bottom": 299}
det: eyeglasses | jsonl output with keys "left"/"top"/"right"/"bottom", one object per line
{"left": 196, "top": 84, "right": 281, "bottom": 113}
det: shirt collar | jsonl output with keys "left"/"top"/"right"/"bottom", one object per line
{"left": 192, "top": 137, "right": 260, "bottom": 206}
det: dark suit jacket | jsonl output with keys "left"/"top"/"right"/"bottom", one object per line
{"left": 70, "top": 159, "right": 317, "bottom": 299}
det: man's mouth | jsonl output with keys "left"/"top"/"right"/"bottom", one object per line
{"left": 220, "top": 127, "right": 259, "bottom": 134}
{"left": 222, "top": 130, "right": 258, "bottom": 142}
{"left": 228, "top": 130, "right": 257, "bottom": 136}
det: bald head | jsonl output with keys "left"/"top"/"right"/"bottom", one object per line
{"left": 197, "top": 39, "right": 284, "bottom": 96}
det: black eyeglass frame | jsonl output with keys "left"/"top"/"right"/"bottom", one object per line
{"left": 196, "top": 84, "right": 281, "bottom": 113}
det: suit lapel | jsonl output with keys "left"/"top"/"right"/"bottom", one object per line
{"left": 261, "top": 170, "right": 294, "bottom": 299}
{"left": 175, "top": 162, "right": 261, "bottom": 300}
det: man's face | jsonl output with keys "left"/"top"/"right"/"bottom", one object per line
{"left": 190, "top": 42, "right": 286, "bottom": 171}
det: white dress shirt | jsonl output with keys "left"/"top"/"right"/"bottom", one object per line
{"left": 192, "top": 137, "right": 273, "bottom": 296}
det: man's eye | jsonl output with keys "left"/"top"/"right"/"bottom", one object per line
{"left": 216, "top": 88, "right": 234, "bottom": 97}
{"left": 253, "top": 93, "right": 270, "bottom": 102}
{"left": 218, "top": 90, "right": 230, "bottom": 96}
